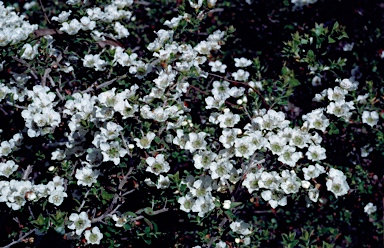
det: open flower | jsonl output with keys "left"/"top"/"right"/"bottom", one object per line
{"left": 68, "top": 212, "right": 91, "bottom": 235}
{"left": 84, "top": 226, "right": 103, "bottom": 245}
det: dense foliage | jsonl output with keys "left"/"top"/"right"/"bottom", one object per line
{"left": 0, "top": 0, "right": 382, "bottom": 247}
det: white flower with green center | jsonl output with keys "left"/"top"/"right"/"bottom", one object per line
{"left": 210, "top": 160, "right": 233, "bottom": 180}
{"left": 68, "top": 212, "right": 91, "bottom": 235}
{"left": 326, "top": 168, "right": 349, "bottom": 198}
{"left": 302, "top": 164, "right": 325, "bottom": 180}
{"left": 48, "top": 186, "right": 67, "bottom": 206}
{"left": 112, "top": 214, "right": 127, "bottom": 227}
{"left": 134, "top": 132, "right": 156, "bottom": 149}
{"left": 306, "top": 145, "right": 326, "bottom": 162}
{"left": 84, "top": 226, "right": 103, "bottom": 245}
{"left": 219, "top": 128, "right": 240, "bottom": 149}
{"left": 100, "top": 141, "right": 128, "bottom": 165}
{"left": 277, "top": 145, "right": 302, "bottom": 167}
{"left": 267, "top": 135, "right": 287, "bottom": 155}
{"left": 212, "top": 81, "right": 230, "bottom": 100}
{"left": 242, "top": 169, "right": 264, "bottom": 193}
{"left": 75, "top": 167, "right": 100, "bottom": 187}
{"left": 156, "top": 174, "right": 170, "bottom": 189}
{"left": 145, "top": 154, "right": 170, "bottom": 175}
{"left": 217, "top": 110, "right": 240, "bottom": 128}
{"left": 234, "top": 136, "right": 256, "bottom": 158}
{"left": 0, "top": 160, "right": 18, "bottom": 178}
{"left": 178, "top": 193, "right": 195, "bottom": 213}
{"left": 193, "top": 150, "right": 217, "bottom": 170}
{"left": 258, "top": 171, "right": 281, "bottom": 190}
{"left": 362, "top": 110, "right": 379, "bottom": 127}
{"left": 184, "top": 132, "right": 207, "bottom": 153}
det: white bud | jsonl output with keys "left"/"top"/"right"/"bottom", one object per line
{"left": 48, "top": 166, "right": 55, "bottom": 172}
{"left": 301, "top": 180, "right": 311, "bottom": 189}
{"left": 235, "top": 238, "right": 241, "bottom": 243}
{"left": 128, "top": 144, "right": 135, "bottom": 149}
{"left": 223, "top": 200, "right": 231, "bottom": 209}
{"left": 236, "top": 99, "right": 243, "bottom": 105}
{"left": 182, "top": 121, "right": 188, "bottom": 126}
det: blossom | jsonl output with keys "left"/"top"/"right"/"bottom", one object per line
{"left": 20, "top": 43, "right": 39, "bottom": 60}
{"left": 217, "top": 110, "right": 240, "bottom": 128}
{"left": 184, "top": 132, "right": 207, "bottom": 153}
{"left": 146, "top": 154, "right": 170, "bottom": 175}
{"left": 75, "top": 167, "right": 100, "bottom": 187}
{"left": 364, "top": 202, "right": 377, "bottom": 215}
{"left": 60, "top": 19, "right": 81, "bottom": 35}
{"left": 83, "top": 54, "right": 107, "bottom": 71}
{"left": 84, "top": 226, "right": 103, "bottom": 245}
{"left": 306, "top": 145, "right": 326, "bottom": 161}
{"left": 232, "top": 69, "right": 250, "bottom": 81}
{"left": 229, "top": 220, "right": 252, "bottom": 236}
{"left": 362, "top": 111, "right": 379, "bottom": 127}
{"left": 234, "top": 57, "right": 252, "bottom": 68}
{"left": 48, "top": 186, "right": 68, "bottom": 206}
{"left": 326, "top": 168, "right": 349, "bottom": 198}
{"left": 178, "top": 193, "right": 195, "bottom": 213}
{"left": 156, "top": 174, "right": 170, "bottom": 189}
{"left": 112, "top": 214, "right": 127, "bottom": 227}
{"left": 209, "top": 60, "right": 227, "bottom": 73}
{"left": 0, "top": 160, "right": 18, "bottom": 178}
{"left": 134, "top": 132, "right": 156, "bottom": 149}
{"left": 68, "top": 212, "right": 91, "bottom": 235}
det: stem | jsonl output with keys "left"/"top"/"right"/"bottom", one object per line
{"left": 1, "top": 228, "right": 36, "bottom": 248}
{"left": 208, "top": 72, "right": 270, "bottom": 109}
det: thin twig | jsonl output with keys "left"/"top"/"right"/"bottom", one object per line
{"left": 77, "top": 189, "right": 90, "bottom": 212}
{"left": 0, "top": 228, "right": 36, "bottom": 248}
{"left": 22, "top": 165, "right": 33, "bottom": 180}
{"left": 130, "top": 207, "right": 169, "bottom": 222}
{"left": 208, "top": 72, "right": 270, "bottom": 109}
{"left": 11, "top": 57, "right": 38, "bottom": 80}
{"left": 38, "top": 0, "right": 52, "bottom": 25}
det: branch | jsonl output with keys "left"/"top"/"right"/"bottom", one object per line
{"left": 208, "top": 72, "right": 270, "bottom": 109}
{"left": 0, "top": 228, "right": 36, "bottom": 248}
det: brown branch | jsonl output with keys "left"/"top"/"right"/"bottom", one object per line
{"left": 208, "top": 72, "right": 270, "bottom": 109}
{"left": 1, "top": 228, "right": 36, "bottom": 248}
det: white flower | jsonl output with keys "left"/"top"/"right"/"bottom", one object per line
{"left": 60, "top": 19, "right": 81, "bottom": 35}
{"left": 362, "top": 111, "right": 379, "bottom": 127}
{"left": 302, "top": 164, "right": 325, "bottom": 180}
{"left": 306, "top": 145, "right": 326, "bottom": 162}
{"left": 189, "top": 0, "right": 203, "bottom": 9}
{"left": 234, "top": 57, "right": 252, "bottom": 67}
{"left": 156, "top": 174, "right": 170, "bottom": 189}
{"left": 112, "top": 214, "right": 127, "bottom": 227}
{"left": 217, "top": 110, "right": 240, "bottom": 128}
{"left": 210, "top": 160, "right": 233, "bottom": 180}
{"left": 192, "top": 194, "right": 215, "bottom": 217}
{"left": 277, "top": 146, "right": 302, "bottom": 167}
{"left": 327, "top": 86, "right": 347, "bottom": 102}
{"left": 0, "top": 160, "right": 18, "bottom": 178}
{"left": 209, "top": 60, "right": 227, "bottom": 73}
{"left": 242, "top": 169, "right": 263, "bottom": 193}
{"left": 68, "top": 212, "right": 91, "bottom": 235}
{"left": 48, "top": 187, "right": 67, "bottom": 206}
{"left": 258, "top": 171, "right": 281, "bottom": 190}
{"left": 193, "top": 151, "right": 217, "bottom": 170}
{"left": 308, "top": 188, "right": 319, "bottom": 202}
{"left": 266, "top": 135, "right": 287, "bottom": 155}
{"left": 184, "top": 132, "right": 207, "bottom": 153}
{"left": 146, "top": 154, "right": 170, "bottom": 175}
{"left": 100, "top": 141, "right": 128, "bottom": 165}
{"left": 114, "top": 22, "right": 130, "bottom": 38}
{"left": 232, "top": 69, "right": 250, "bottom": 81}
{"left": 134, "top": 132, "right": 156, "bottom": 149}
{"left": 80, "top": 16, "right": 96, "bottom": 31}
{"left": 364, "top": 202, "right": 377, "bottom": 215}
{"left": 219, "top": 128, "right": 239, "bottom": 148}
{"left": 339, "top": 78, "right": 358, "bottom": 91}
{"left": 178, "top": 193, "right": 195, "bottom": 213}
{"left": 51, "top": 10, "right": 71, "bottom": 22}
{"left": 83, "top": 54, "right": 107, "bottom": 71}
{"left": 75, "top": 167, "right": 99, "bottom": 187}
{"left": 20, "top": 43, "right": 39, "bottom": 60}
{"left": 229, "top": 220, "right": 252, "bottom": 236}
{"left": 222, "top": 200, "right": 231, "bottom": 209}
{"left": 164, "top": 16, "right": 182, "bottom": 28}
{"left": 235, "top": 136, "right": 256, "bottom": 158}
{"left": 326, "top": 168, "right": 349, "bottom": 198}
{"left": 84, "top": 226, "right": 103, "bottom": 245}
